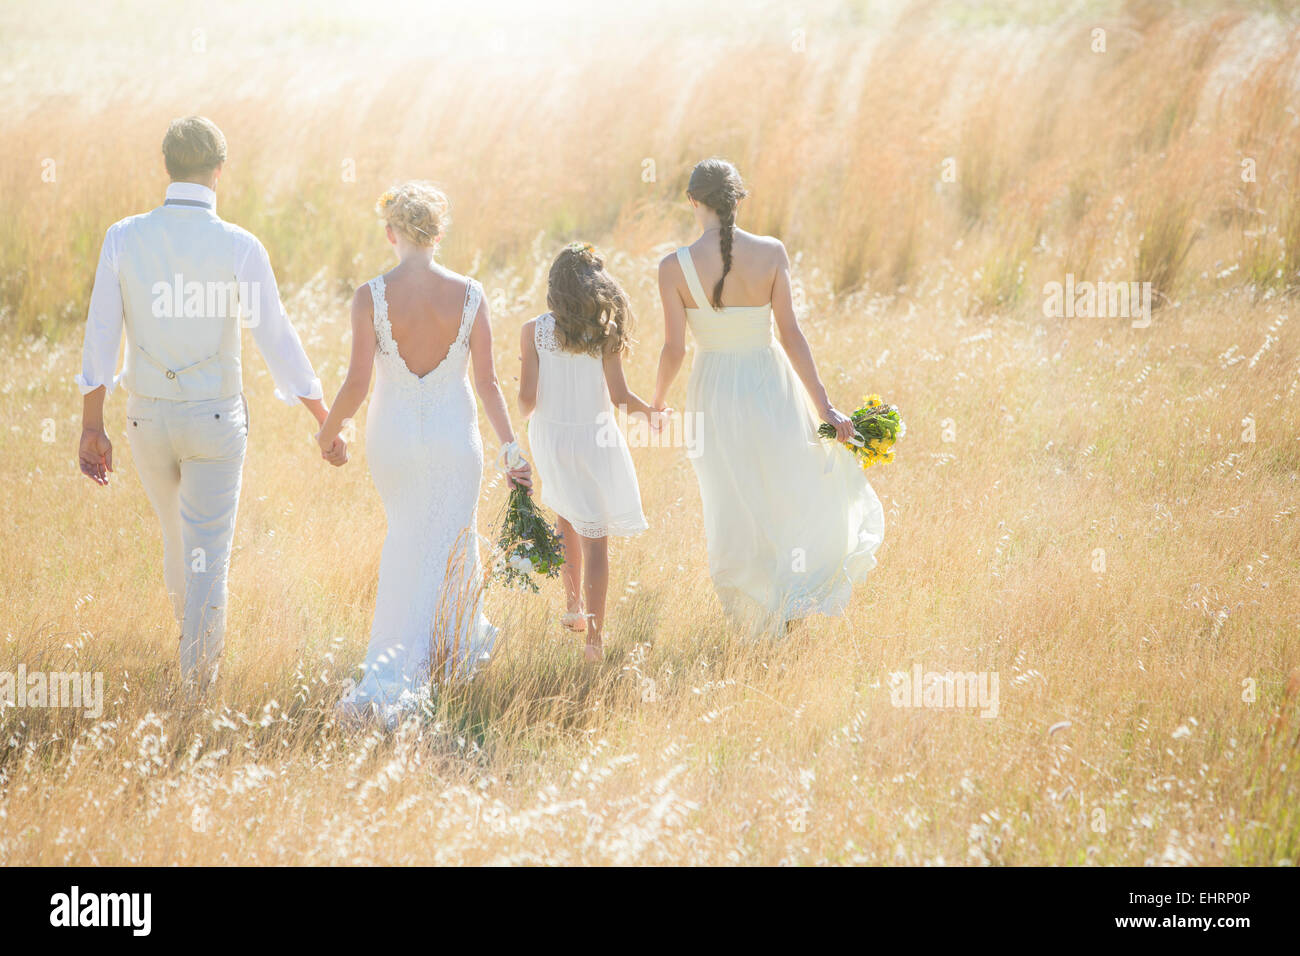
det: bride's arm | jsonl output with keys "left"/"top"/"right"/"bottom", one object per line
{"left": 651, "top": 255, "right": 688, "bottom": 411}
{"left": 771, "top": 242, "right": 855, "bottom": 443}
{"left": 470, "top": 296, "right": 532, "bottom": 487}
{"left": 316, "top": 284, "right": 377, "bottom": 464}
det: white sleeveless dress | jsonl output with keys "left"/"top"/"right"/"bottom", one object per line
{"left": 527, "top": 313, "right": 647, "bottom": 538}
{"left": 676, "top": 247, "right": 885, "bottom": 632}
{"left": 340, "top": 274, "right": 496, "bottom": 725}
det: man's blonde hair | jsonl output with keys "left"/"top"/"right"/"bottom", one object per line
{"left": 162, "top": 116, "right": 227, "bottom": 181}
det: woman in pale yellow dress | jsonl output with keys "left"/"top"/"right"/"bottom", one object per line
{"left": 652, "top": 159, "right": 885, "bottom": 633}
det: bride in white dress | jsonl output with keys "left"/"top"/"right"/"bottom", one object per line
{"left": 652, "top": 159, "right": 885, "bottom": 633}
{"left": 316, "top": 182, "right": 531, "bottom": 723}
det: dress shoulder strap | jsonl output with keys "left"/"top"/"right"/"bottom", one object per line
{"left": 675, "top": 247, "right": 715, "bottom": 313}
{"left": 369, "top": 275, "right": 393, "bottom": 350}
{"left": 534, "top": 312, "right": 560, "bottom": 353}
{"left": 456, "top": 278, "right": 481, "bottom": 346}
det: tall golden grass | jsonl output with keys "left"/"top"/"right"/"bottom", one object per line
{"left": 0, "top": 0, "right": 1297, "bottom": 864}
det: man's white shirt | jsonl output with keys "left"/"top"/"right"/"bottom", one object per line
{"left": 75, "top": 181, "right": 323, "bottom": 404}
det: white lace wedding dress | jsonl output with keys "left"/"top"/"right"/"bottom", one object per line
{"left": 339, "top": 274, "right": 496, "bottom": 725}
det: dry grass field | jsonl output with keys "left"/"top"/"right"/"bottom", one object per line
{"left": 0, "top": 0, "right": 1298, "bottom": 865}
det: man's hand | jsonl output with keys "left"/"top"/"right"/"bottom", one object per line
{"left": 79, "top": 427, "right": 113, "bottom": 485}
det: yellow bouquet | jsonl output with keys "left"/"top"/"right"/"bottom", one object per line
{"left": 818, "top": 394, "right": 904, "bottom": 471}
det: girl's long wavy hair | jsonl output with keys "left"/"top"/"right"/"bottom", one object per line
{"left": 546, "top": 243, "right": 634, "bottom": 356}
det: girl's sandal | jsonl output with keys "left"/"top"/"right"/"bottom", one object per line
{"left": 560, "top": 611, "right": 587, "bottom": 633}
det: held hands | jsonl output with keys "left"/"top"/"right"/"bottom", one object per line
{"left": 316, "top": 429, "right": 349, "bottom": 467}
{"left": 819, "top": 402, "right": 857, "bottom": 444}
{"left": 650, "top": 401, "right": 675, "bottom": 433}
{"left": 78, "top": 427, "right": 113, "bottom": 486}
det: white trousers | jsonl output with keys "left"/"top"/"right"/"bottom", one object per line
{"left": 125, "top": 393, "right": 247, "bottom": 688}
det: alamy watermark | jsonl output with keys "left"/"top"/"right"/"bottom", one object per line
{"left": 152, "top": 274, "right": 261, "bottom": 326}
{"left": 597, "top": 407, "right": 703, "bottom": 458}
{"left": 49, "top": 886, "right": 151, "bottom": 936}
{"left": 1042, "top": 273, "right": 1152, "bottom": 328}
{"left": 0, "top": 665, "right": 104, "bottom": 718}
{"left": 889, "top": 662, "right": 999, "bottom": 718}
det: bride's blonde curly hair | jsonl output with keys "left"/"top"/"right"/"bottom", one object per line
{"left": 375, "top": 181, "right": 450, "bottom": 247}
{"left": 547, "top": 242, "right": 634, "bottom": 356}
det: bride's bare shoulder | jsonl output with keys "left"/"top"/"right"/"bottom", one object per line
{"left": 422, "top": 265, "right": 477, "bottom": 311}
{"left": 429, "top": 264, "right": 470, "bottom": 290}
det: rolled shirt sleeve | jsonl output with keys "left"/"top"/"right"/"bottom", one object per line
{"left": 74, "top": 223, "right": 126, "bottom": 396}
{"left": 235, "top": 233, "right": 323, "bottom": 405}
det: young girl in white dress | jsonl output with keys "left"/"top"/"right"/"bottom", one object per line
{"left": 519, "top": 243, "right": 651, "bottom": 662}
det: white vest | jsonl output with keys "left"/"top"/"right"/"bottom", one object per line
{"left": 118, "top": 205, "right": 243, "bottom": 401}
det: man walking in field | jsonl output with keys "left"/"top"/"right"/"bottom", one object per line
{"left": 75, "top": 116, "right": 330, "bottom": 690}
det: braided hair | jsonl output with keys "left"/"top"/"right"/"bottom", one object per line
{"left": 686, "top": 159, "right": 749, "bottom": 309}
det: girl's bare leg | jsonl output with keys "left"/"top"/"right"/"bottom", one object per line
{"left": 579, "top": 535, "right": 609, "bottom": 662}
{"left": 557, "top": 517, "right": 584, "bottom": 618}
